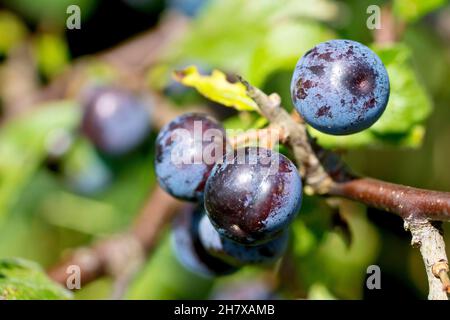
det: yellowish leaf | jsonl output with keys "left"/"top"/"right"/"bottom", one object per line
{"left": 173, "top": 66, "right": 258, "bottom": 112}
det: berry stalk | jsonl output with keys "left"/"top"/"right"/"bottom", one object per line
{"left": 239, "top": 76, "right": 450, "bottom": 222}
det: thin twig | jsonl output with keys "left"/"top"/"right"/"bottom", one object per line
{"left": 373, "top": 5, "right": 405, "bottom": 44}
{"left": 406, "top": 220, "right": 449, "bottom": 300}
{"left": 238, "top": 77, "right": 336, "bottom": 194}
{"left": 239, "top": 77, "right": 450, "bottom": 222}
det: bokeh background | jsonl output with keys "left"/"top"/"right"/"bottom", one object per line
{"left": 0, "top": 0, "right": 449, "bottom": 299}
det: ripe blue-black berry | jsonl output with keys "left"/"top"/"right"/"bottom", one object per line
{"left": 171, "top": 205, "right": 237, "bottom": 277}
{"left": 81, "top": 86, "right": 152, "bottom": 156}
{"left": 155, "top": 113, "right": 228, "bottom": 201}
{"left": 204, "top": 147, "right": 302, "bottom": 245}
{"left": 198, "top": 214, "right": 288, "bottom": 266}
{"left": 291, "top": 39, "right": 390, "bottom": 135}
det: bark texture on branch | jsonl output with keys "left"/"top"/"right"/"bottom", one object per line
{"left": 330, "top": 178, "right": 450, "bottom": 221}
{"left": 240, "top": 78, "right": 450, "bottom": 222}
{"left": 405, "top": 220, "right": 449, "bottom": 300}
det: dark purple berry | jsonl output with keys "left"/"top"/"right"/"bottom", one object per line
{"left": 155, "top": 113, "right": 228, "bottom": 201}
{"left": 204, "top": 147, "right": 302, "bottom": 245}
{"left": 81, "top": 86, "right": 152, "bottom": 156}
{"left": 291, "top": 39, "right": 390, "bottom": 135}
{"left": 171, "top": 205, "right": 237, "bottom": 277}
{"left": 168, "top": 0, "right": 208, "bottom": 17}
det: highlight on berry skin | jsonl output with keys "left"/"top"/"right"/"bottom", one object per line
{"left": 154, "top": 111, "right": 304, "bottom": 274}
{"left": 291, "top": 39, "right": 390, "bottom": 135}
{"left": 204, "top": 146, "right": 302, "bottom": 245}
{"left": 155, "top": 113, "right": 229, "bottom": 201}
{"left": 80, "top": 85, "right": 152, "bottom": 156}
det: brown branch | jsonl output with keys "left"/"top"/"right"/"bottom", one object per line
{"left": 406, "top": 220, "right": 449, "bottom": 300}
{"left": 47, "top": 186, "right": 183, "bottom": 287}
{"left": 239, "top": 77, "right": 450, "bottom": 300}
{"left": 229, "top": 126, "right": 287, "bottom": 149}
{"left": 240, "top": 77, "right": 450, "bottom": 222}
{"left": 0, "top": 43, "right": 40, "bottom": 122}
{"left": 330, "top": 178, "right": 450, "bottom": 221}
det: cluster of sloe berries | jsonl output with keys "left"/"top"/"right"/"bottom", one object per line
{"left": 156, "top": 39, "right": 390, "bottom": 276}
{"left": 155, "top": 113, "right": 302, "bottom": 276}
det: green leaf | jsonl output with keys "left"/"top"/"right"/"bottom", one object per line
{"left": 0, "top": 101, "right": 80, "bottom": 224}
{"left": 174, "top": 66, "right": 258, "bottom": 111}
{"left": 156, "top": 0, "right": 339, "bottom": 86}
{"left": 0, "top": 258, "right": 72, "bottom": 300}
{"left": 248, "top": 20, "right": 335, "bottom": 86}
{"left": 393, "top": 0, "right": 448, "bottom": 23}
{"left": 404, "top": 25, "right": 450, "bottom": 95}
{"left": 310, "top": 43, "right": 432, "bottom": 149}
{"left": 371, "top": 44, "right": 432, "bottom": 133}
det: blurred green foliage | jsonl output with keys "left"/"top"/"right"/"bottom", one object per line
{"left": 0, "top": 0, "right": 449, "bottom": 300}
{"left": 2, "top": 0, "right": 98, "bottom": 26}
{"left": 0, "top": 258, "right": 72, "bottom": 299}
{"left": 34, "top": 33, "right": 70, "bottom": 79}
{"left": 0, "top": 11, "right": 27, "bottom": 55}
{"left": 393, "top": 0, "right": 448, "bottom": 23}
{"left": 0, "top": 101, "right": 79, "bottom": 223}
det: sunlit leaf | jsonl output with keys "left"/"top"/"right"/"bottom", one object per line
{"left": 173, "top": 66, "right": 258, "bottom": 111}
